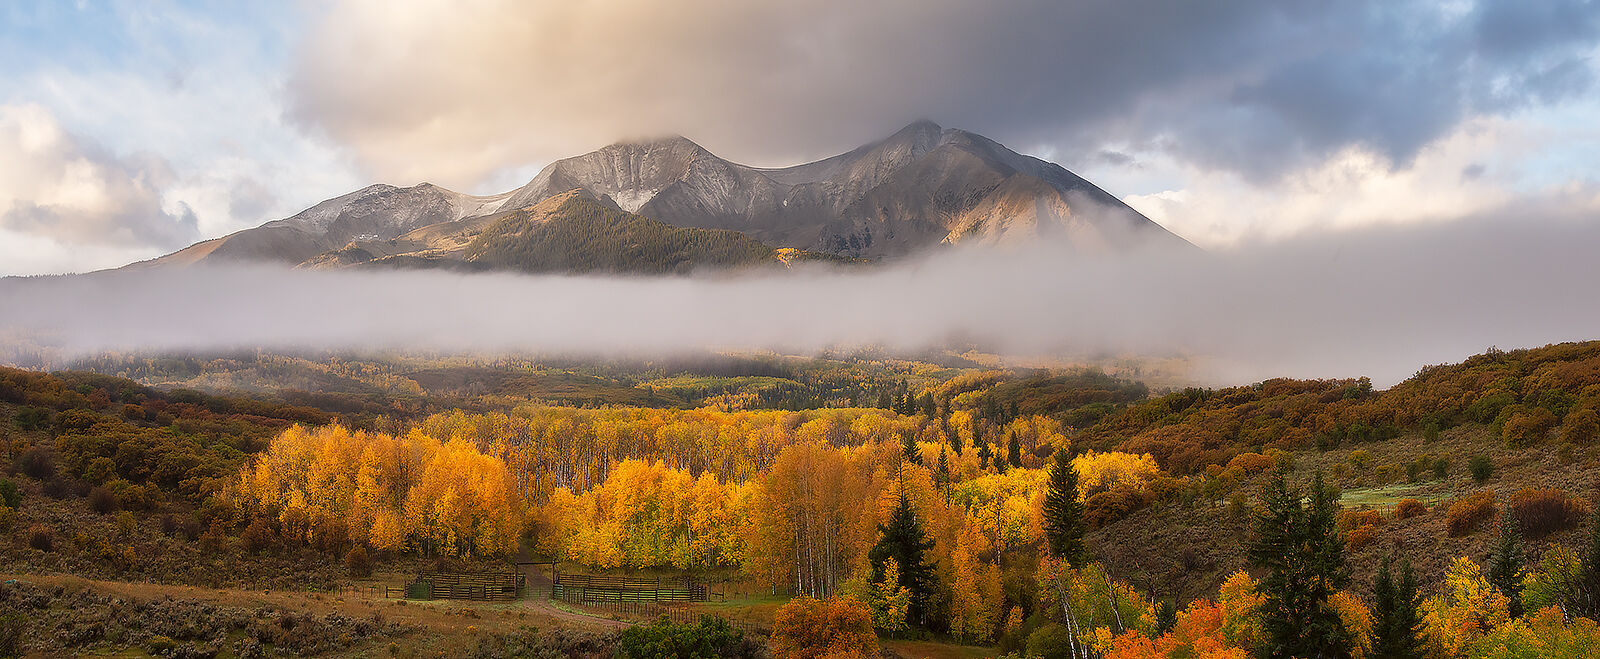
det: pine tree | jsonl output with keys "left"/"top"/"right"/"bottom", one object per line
{"left": 876, "top": 391, "right": 892, "bottom": 410}
{"left": 918, "top": 393, "right": 936, "bottom": 418}
{"left": 1486, "top": 510, "right": 1525, "bottom": 617}
{"left": 1249, "top": 470, "right": 1352, "bottom": 659}
{"left": 935, "top": 447, "right": 951, "bottom": 491}
{"left": 1006, "top": 431, "right": 1022, "bottom": 468}
{"left": 1371, "top": 556, "right": 1424, "bottom": 659}
{"left": 978, "top": 443, "right": 992, "bottom": 472}
{"left": 868, "top": 479, "right": 936, "bottom": 627}
{"left": 1042, "top": 449, "right": 1086, "bottom": 568}
{"left": 948, "top": 424, "right": 963, "bottom": 456}
{"left": 1042, "top": 448, "right": 1089, "bottom": 659}
{"left": 1574, "top": 497, "right": 1600, "bottom": 617}
{"left": 901, "top": 433, "right": 922, "bottom": 466}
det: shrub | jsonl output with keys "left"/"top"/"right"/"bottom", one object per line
{"left": 1507, "top": 488, "right": 1589, "bottom": 539}
{"left": 0, "top": 504, "right": 13, "bottom": 532}
{"left": 771, "top": 597, "right": 877, "bottom": 659}
{"left": 116, "top": 510, "right": 136, "bottom": 538}
{"left": 27, "top": 524, "right": 53, "bottom": 551}
{"left": 1503, "top": 408, "right": 1559, "bottom": 446}
{"left": 1433, "top": 457, "right": 1449, "bottom": 480}
{"left": 1338, "top": 509, "right": 1384, "bottom": 550}
{"left": 83, "top": 456, "right": 117, "bottom": 484}
{"left": 17, "top": 447, "right": 55, "bottom": 480}
{"left": 110, "top": 481, "right": 153, "bottom": 511}
{"left": 1557, "top": 442, "right": 1577, "bottom": 464}
{"left": 1562, "top": 408, "right": 1598, "bottom": 446}
{"left": 88, "top": 486, "right": 117, "bottom": 514}
{"left": 0, "top": 479, "right": 18, "bottom": 509}
{"left": 615, "top": 615, "right": 753, "bottom": 659}
{"left": 240, "top": 517, "right": 275, "bottom": 553}
{"left": 0, "top": 613, "right": 20, "bottom": 658}
{"left": 1347, "top": 525, "right": 1378, "bottom": 550}
{"left": 1447, "top": 490, "right": 1497, "bottom": 537}
{"left": 1083, "top": 488, "right": 1143, "bottom": 528}
{"left": 1394, "top": 499, "right": 1428, "bottom": 520}
{"left": 1349, "top": 450, "right": 1371, "bottom": 468}
{"left": 346, "top": 545, "right": 373, "bottom": 578}
{"left": 1469, "top": 455, "right": 1494, "bottom": 483}
{"left": 198, "top": 519, "right": 228, "bottom": 554}
{"left": 1025, "top": 623, "right": 1076, "bottom": 659}
{"left": 13, "top": 406, "right": 49, "bottom": 430}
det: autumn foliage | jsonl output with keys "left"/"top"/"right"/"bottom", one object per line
{"left": 1446, "top": 490, "right": 1498, "bottom": 537}
{"left": 237, "top": 424, "right": 522, "bottom": 557}
{"left": 770, "top": 597, "right": 878, "bottom": 659}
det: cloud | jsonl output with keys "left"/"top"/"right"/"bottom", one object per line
{"left": 0, "top": 103, "right": 198, "bottom": 250}
{"left": 5, "top": 194, "right": 1599, "bottom": 387}
{"left": 0, "top": 2, "right": 364, "bottom": 268}
{"left": 1118, "top": 115, "right": 1600, "bottom": 247}
{"left": 287, "top": 0, "right": 1600, "bottom": 189}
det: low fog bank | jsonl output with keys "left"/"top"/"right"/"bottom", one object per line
{"left": 4, "top": 211, "right": 1599, "bottom": 388}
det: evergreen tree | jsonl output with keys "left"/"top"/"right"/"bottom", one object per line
{"left": 935, "top": 447, "right": 951, "bottom": 491}
{"left": 1486, "top": 511, "right": 1525, "bottom": 617}
{"left": 868, "top": 479, "right": 936, "bottom": 627}
{"left": 901, "top": 432, "right": 922, "bottom": 466}
{"left": 1006, "top": 431, "right": 1022, "bottom": 468}
{"left": 1574, "top": 497, "right": 1600, "bottom": 617}
{"left": 978, "top": 443, "right": 993, "bottom": 472}
{"left": 1042, "top": 449, "right": 1086, "bottom": 568}
{"left": 1154, "top": 600, "right": 1178, "bottom": 635}
{"left": 918, "top": 392, "right": 936, "bottom": 418}
{"left": 1371, "top": 556, "right": 1424, "bottom": 659}
{"left": 1248, "top": 470, "right": 1351, "bottom": 659}
{"left": 876, "top": 390, "right": 892, "bottom": 410}
{"left": 948, "top": 423, "right": 963, "bottom": 456}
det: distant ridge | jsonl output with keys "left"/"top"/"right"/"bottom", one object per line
{"left": 132, "top": 121, "right": 1190, "bottom": 273}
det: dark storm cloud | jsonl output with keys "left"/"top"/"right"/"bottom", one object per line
{"left": 288, "top": 0, "right": 1600, "bottom": 188}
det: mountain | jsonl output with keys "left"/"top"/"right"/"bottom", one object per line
{"left": 133, "top": 183, "right": 512, "bottom": 268}
{"left": 133, "top": 121, "right": 1189, "bottom": 272}
{"left": 298, "top": 190, "right": 842, "bottom": 274}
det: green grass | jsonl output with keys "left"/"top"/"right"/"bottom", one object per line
{"left": 1339, "top": 481, "right": 1451, "bottom": 508}
{"left": 883, "top": 638, "right": 998, "bottom": 659}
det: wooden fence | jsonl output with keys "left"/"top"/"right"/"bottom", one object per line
{"left": 551, "top": 573, "right": 710, "bottom": 604}
{"left": 405, "top": 570, "right": 525, "bottom": 601}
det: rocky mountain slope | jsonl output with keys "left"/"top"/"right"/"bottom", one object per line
{"left": 133, "top": 121, "right": 1190, "bottom": 272}
{"left": 297, "top": 190, "right": 839, "bottom": 274}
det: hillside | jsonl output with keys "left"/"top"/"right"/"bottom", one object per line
{"left": 293, "top": 191, "right": 844, "bottom": 274}
{"left": 125, "top": 121, "right": 1191, "bottom": 274}
{"left": 5, "top": 344, "right": 1600, "bottom": 656}
{"left": 463, "top": 191, "right": 803, "bottom": 274}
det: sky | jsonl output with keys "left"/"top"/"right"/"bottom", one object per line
{"left": 1, "top": 0, "right": 1598, "bottom": 275}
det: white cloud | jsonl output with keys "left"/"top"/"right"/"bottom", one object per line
{"left": 1118, "top": 115, "right": 1600, "bottom": 247}
{"left": 0, "top": 103, "right": 198, "bottom": 250}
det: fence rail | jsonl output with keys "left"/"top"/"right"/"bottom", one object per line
{"left": 404, "top": 570, "right": 525, "bottom": 601}
{"left": 551, "top": 573, "right": 712, "bottom": 604}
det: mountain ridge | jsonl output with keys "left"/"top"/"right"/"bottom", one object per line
{"left": 131, "top": 121, "right": 1191, "bottom": 273}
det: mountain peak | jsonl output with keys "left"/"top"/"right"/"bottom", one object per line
{"left": 606, "top": 134, "right": 708, "bottom": 155}
{"left": 897, "top": 118, "right": 942, "bottom": 134}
